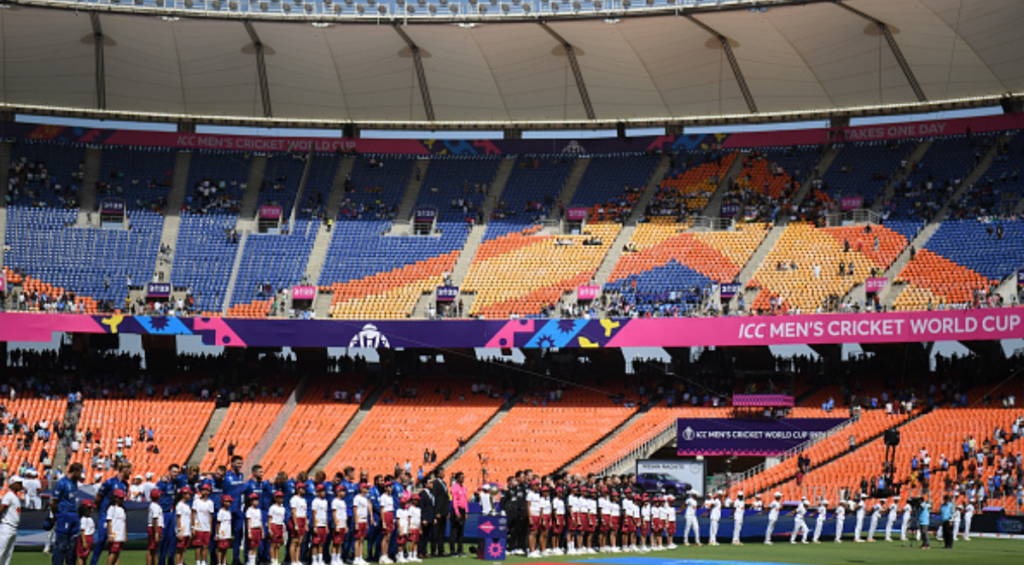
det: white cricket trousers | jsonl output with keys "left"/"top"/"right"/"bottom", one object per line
{"left": 732, "top": 515, "right": 744, "bottom": 544}
{"left": 791, "top": 519, "right": 808, "bottom": 543}
{"left": 684, "top": 516, "right": 700, "bottom": 544}
{"left": 0, "top": 524, "right": 17, "bottom": 565}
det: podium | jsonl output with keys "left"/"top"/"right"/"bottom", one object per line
{"left": 471, "top": 515, "right": 508, "bottom": 560}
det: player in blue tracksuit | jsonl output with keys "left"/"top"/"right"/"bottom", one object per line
{"left": 341, "top": 468, "right": 359, "bottom": 562}
{"left": 243, "top": 464, "right": 271, "bottom": 564}
{"left": 367, "top": 476, "right": 384, "bottom": 562}
{"left": 51, "top": 462, "right": 84, "bottom": 565}
{"left": 224, "top": 456, "right": 247, "bottom": 565}
{"left": 90, "top": 462, "right": 132, "bottom": 565}
{"left": 155, "top": 464, "right": 187, "bottom": 565}
{"left": 390, "top": 478, "right": 405, "bottom": 557}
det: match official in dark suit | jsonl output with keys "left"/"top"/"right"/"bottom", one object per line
{"left": 431, "top": 467, "right": 451, "bottom": 557}
{"left": 418, "top": 483, "right": 436, "bottom": 558}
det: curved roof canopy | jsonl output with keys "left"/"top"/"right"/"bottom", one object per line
{"left": 0, "top": 0, "right": 1021, "bottom": 129}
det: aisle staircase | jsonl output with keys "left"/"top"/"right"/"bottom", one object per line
{"left": 310, "top": 386, "right": 386, "bottom": 472}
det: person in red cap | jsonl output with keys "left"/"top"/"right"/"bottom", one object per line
{"left": 146, "top": 490, "right": 163, "bottom": 565}
{"left": 289, "top": 482, "right": 309, "bottom": 565}
{"left": 352, "top": 483, "right": 372, "bottom": 565}
{"left": 193, "top": 483, "right": 216, "bottom": 565}
{"left": 75, "top": 499, "right": 96, "bottom": 565}
{"left": 330, "top": 485, "right": 349, "bottom": 565}
{"left": 175, "top": 487, "right": 194, "bottom": 565}
{"left": 106, "top": 488, "right": 127, "bottom": 565}
{"left": 245, "top": 493, "right": 263, "bottom": 565}
{"left": 312, "top": 484, "right": 330, "bottom": 565}
{"left": 268, "top": 491, "right": 286, "bottom": 565}
{"left": 216, "top": 495, "right": 234, "bottom": 565}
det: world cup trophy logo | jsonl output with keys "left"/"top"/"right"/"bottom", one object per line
{"left": 349, "top": 324, "right": 391, "bottom": 348}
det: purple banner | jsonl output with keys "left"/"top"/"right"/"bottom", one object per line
{"left": 100, "top": 199, "right": 125, "bottom": 214}
{"left": 865, "top": 277, "right": 887, "bottom": 294}
{"left": 1018, "top": 269, "right": 1024, "bottom": 289}
{"left": 145, "top": 282, "right": 171, "bottom": 298}
{"left": 719, "top": 283, "right": 741, "bottom": 299}
{"left": 720, "top": 203, "right": 740, "bottom": 218}
{"left": 840, "top": 197, "right": 863, "bottom": 211}
{"left": 436, "top": 286, "right": 459, "bottom": 302}
{"left": 259, "top": 205, "right": 283, "bottom": 220}
{"left": 292, "top": 286, "right": 316, "bottom": 300}
{"left": 677, "top": 418, "right": 847, "bottom": 456}
{"left": 566, "top": 208, "right": 589, "bottom": 221}
{"left": 414, "top": 208, "right": 437, "bottom": 222}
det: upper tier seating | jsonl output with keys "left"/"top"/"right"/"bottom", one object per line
{"left": 893, "top": 219, "right": 1023, "bottom": 310}
{"left": 96, "top": 146, "right": 176, "bottom": 214}
{"left": 463, "top": 223, "right": 620, "bottom": 318}
{"left": 72, "top": 396, "right": 214, "bottom": 478}
{"left": 573, "top": 155, "right": 660, "bottom": 222}
{"left": 228, "top": 219, "right": 318, "bottom": 317}
{"left": 258, "top": 380, "right": 364, "bottom": 476}
{"left": 172, "top": 213, "right": 241, "bottom": 314}
{"left": 646, "top": 152, "right": 737, "bottom": 218}
{"left": 606, "top": 223, "right": 769, "bottom": 315}
{"left": 747, "top": 222, "right": 909, "bottom": 313}
{"left": 955, "top": 132, "right": 1024, "bottom": 218}
{"left": 5, "top": 207, "right": 162, "bottom": 308}
{"left": 323, "top": 380, "right": 502, "bottom": 478}
{"left": 887, "top": 135, "right": 993, "bottom": 222}
{"left": 822, "top": 140, "right": 914, "bottom": 206}
{"left": 485, "top": 156, "right": 572, "bottom": 241}
{"left": 448, "top": 388, "right": 636, "bottom": 491}
{"left": 7, "top": 141, "right": 85, "bottom": 208}
{"left": 258, "top": 153, "right": 307, "bottom": 213}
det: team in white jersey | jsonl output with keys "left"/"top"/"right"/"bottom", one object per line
{"left": 789, "top": 498, "right": 809, "bottom": 544}
{"left": 764, "top": 492, "right": 782, "bottom": 545}
{"left": 705, "top": 492, "right": 722, "bottom": 546}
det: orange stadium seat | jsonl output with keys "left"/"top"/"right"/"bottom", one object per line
{"left": 72, "top": 397, "right": 214, "bottom": 478}
{"left": 258, "top": 381, "right": 365, "bottom": 477}
{"left": 570, "top": 406, "right": 729, "bottom": 477}
{"left": 747, "top": 223, "right": 908, "bottom": 313}
{"left": 326, "top": 252, "right": 460, "bottom": 320}
{"left": 322, "top": 380, "right": 503, "bottom": 478}
{"left": 448, "top": 389, "right": 636, "bottom": 492}
{"left": 463, "top": 224, "right": 620, "bottom": 318}
{"left": 199, "top": 384, "right": 296, "bottom": 473}
{"left": 894, "top": 249, "right": 997, "bottom": 310}
{"left": 0, "top": 397, "right": 66, "bottom": 472}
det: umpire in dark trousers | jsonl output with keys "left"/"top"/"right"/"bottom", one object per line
{"left": 431, "top": 467, "right": 451, "bottom": 557}
{"left": 418, "top": 486, "right": 436, "bottom": 558}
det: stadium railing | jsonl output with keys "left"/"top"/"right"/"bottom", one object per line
{"left": 729, "top": 416, "right": 854, "bottom": 489}
{"left": 593, "top": 418, "right": 677, "bottom": 478}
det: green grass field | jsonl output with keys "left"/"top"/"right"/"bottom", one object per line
{"left": 12, "top": 539, "right": 1023, "bottom": 565}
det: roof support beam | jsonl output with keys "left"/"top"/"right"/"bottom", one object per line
{"left": 90, "top": 13, "right": 106, "bottom": 110}
{"left": 539, "top": 22, "right": 596, "bottom": 121}
{"left": 243, "top": 21, "right": 273, "bottom": 118}
{"left": 392, "top": 25, "right": 436, "bottom": 122}
{"left": 838, "top": 1, "right": 927, "bottom": 103}
{"left": 684, "top": 14, "right": 757, "bottom": 114}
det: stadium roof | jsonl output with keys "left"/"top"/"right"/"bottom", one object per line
{"left": 0, "top": 0, "right": 1022, "bottom": 130}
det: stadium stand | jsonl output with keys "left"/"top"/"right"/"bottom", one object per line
{"left": 322, "top": 380, "right": 503, "bottom": 478}
{"left": 72, "top": 396, "right": 214, "bottom": 478}
{"left": 822, "top": 140, "right": 914, "bottom": 207}
{"left": 448, "top": 387, "right": 636, "bottom": 491}
{"left": 6, "top": 141, "right": 86, "bottom": 208}
{"left": 227, "top": 219, "right": 318, "bottom": 317}
{"left": 645, "top": 151, "right": 737, "bottom": 219}
{"left": 746, "top": 222, "right": 909, "bottom": 313}
{"left": 198, "top": 382, "right": 296, "bottom": 472}
{"left": 574, "top": 155, "right": 660, "bottom": 223}
{"left": 0, "top": 397, "right": 66, "bottom": 475}
{"left": 95, "top": 146, "right": 176, "bottom": 213}
{"left": 258, "top": 380, "right": 365, "bottom": 477}
{"left": 484, "top": 156, "right": 573, "bottom": 241}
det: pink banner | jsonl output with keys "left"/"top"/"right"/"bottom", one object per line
{"left": 732, "top": 394, "right": 794, "bottom": 407}
{"left": 865, "top": 278, "right": 888, "bottom": 294}
{"left": 0, "top": 273, "right": 5, "bottom": 293}
{"left": 578, "top": 286, "right": 600, "bottom": 300}
{"left": 292, "top": 286, "right": 316, "bottom": 300}
{"left": 840, "top": 196, "right": 863, "bottom": 211}
{"left": 259, "top": 205, "right": 283, "bottom": 219}
{"left": 601, "top": 308, "right": 1024, "bottom": 348}
{"left": 102, "top": 130, "right": 431, "bottom": 155}
{"left": 724, "top": 113, "right": 1024, "bottom": 148}
{"left": 566, "top": 208, "right": 589, "bottom": 221}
